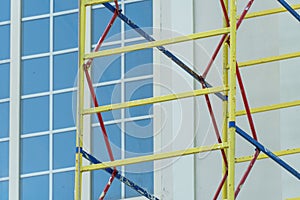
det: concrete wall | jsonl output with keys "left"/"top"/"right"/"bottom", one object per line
{"left": 154, "top": 0, "right": 300, "bottom": 199}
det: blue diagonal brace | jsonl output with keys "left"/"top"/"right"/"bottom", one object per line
{"left": 102, "top": 2, "right": 227, "bottom": 101}
{"left": 77, "top": 148, "right": 159, "bottom": 200}
{"left": 235, "top": 125, "right": 300, "bottom": 180}
{"left": 277, "top": 0, "right": 300, "bottom": 22}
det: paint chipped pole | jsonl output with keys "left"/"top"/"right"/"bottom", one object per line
{"left": 227, "top": 0, "right": 237, "bottom": 199}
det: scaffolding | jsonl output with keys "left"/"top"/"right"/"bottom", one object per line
{"left": 75, "top": 0, "right": 300, "bottom": 199}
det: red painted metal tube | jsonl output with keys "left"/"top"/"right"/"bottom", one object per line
{"left": 213, "top": 170, "right": 228, "bottom": 200}
{"left": 202, "top": 0, "right": 255, "bottom": 78}
{"left": 235, "top": 149, "right": 260, "bottom": 197}
{"left": 83, "top": 1, "right": 120, "bottom": 199}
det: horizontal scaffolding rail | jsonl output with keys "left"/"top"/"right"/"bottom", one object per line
{"left": 243, "top": 4, "right": 300, "bottom": 19}
{"left": 81, "top": 143, "right": 228, "bottom": 172}
{"left": 236, "top": 100, "right": 300, "bottom": 116}
{"left": 236, "top": 147, "right": 300, "bottom": 163}
{"left": 84, "top": 28, "right": 230, "bottom": 59}
{"left": 83, "top": 86, "right": 227, "bottom": 115}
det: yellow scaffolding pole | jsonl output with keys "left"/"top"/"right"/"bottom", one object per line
{"left": 227, "top": 0, "right": 237, "bottom": 199}
{"left": 236, "top": 148, "right": 300, "bottom": 163}
{"left": 243, "top": 4, "right": 300, "bottom": 19}
{"left": 83, "top": 86, "right": 227, "bottom": 114}
{"left": 81, "top": 143, "right": 228, "bottom": 172}
{"left": 75, "top": 1, "right": 86, "bottom": 200}
{"left": 236, "top": 100, "right": 300, "bottom": 116}
{"left": 84, "top": 28, "right": 230, "bottom": 59}
{"left": 238, "top": 51, "right": 300, "bottom": 68}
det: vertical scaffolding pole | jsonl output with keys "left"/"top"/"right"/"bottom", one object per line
{"left": 222, "top": 0, "right": 229, "bottom": 198}
{"left": 75, "top": 1, "right": 86, "bottom": 200}
{"left": 228, "top": 0, "right": 237, "bottom": 199}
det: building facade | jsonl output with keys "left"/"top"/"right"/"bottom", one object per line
{"left": 0, "top": 0, "right": 299, "bottom": 200}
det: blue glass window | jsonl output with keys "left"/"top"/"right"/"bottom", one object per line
{"left": 125, "top": 79, "right": 153, "bottom": 118}
{"left": 22, "top": 18, "right": 50, "bottom": 56}
{"left": 22, "top": 0, "right": 50, "bottom": 18}
{"left": 0, "top": 63, "right": 9, "bottom": 99}
{"left": 92, "top": 7, "right": 121, "bottom": 44}
{"left": 125, "top": 119, "right": 153, "bottom": 157}
{"left": 53, "top": 171, "right": 74, "bottom": 200}
{"left": 125, "top": 48, "right": 153, "bottom": 78}
{"left": 92, "top": 170, "right": 121, "bottom": 200}
{"left": 53, "top": 52, "right": 78, "bottom": 90}
{"left": 54, "top": 0, "right": 78, "bottom": 12}
{"left": 22, "top": 57, "right": 49, "bottom": 95}
{"left": 54, "top": 13, "right": 78, "bottom": 51}
{"left": 125, "top": 171, "right": 153, "bottom": 198}
{"left": 125, "top": 0, "right": 153, "bottom": 39}
{"left": 0, "top": 0, "right": 10, "bottom": 22}
{"left": 92, "top": 51, "right": 121, "bottom": 83}
{"left": 21, "top": 175, "right": 49, "bottom": 200}
{"left": 0, "top": 25, "right": 10, "bottom": 60}
{"left": 92, "top": 84, "right": 121, "bottom": 122}
{"left": 0, "top": 142, "right": 9, "bottom": 178}
{"left": 21, "top": 135, "right": 49, "bottom": 174}
{"left": 21, "top": 96, "right": 49, "bottom": 134}
{"left": 53, "top": 92, "right": 75, "bottom": 130}
{"left": 53, "top": 131, "right": 75, "bottom": 169}
{"left": 0, "top": 103, "right": 9, "bottom": 139}
{"left": 0, "top": 181, "right": 8, "bottom": 200}
{"left": 92, "top": 123, "right": 121, "bottom": 162}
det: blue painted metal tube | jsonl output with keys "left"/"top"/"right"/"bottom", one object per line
{"left": 102, "top": 2, "right": 227, "bottom": 101}
{"left": 235, "top": 125, "right": 300, "bottom": 180}
{"left": 277, "top": 0, "right": 300, "bottom": 22}
{"left": 79, "top": 148, "right": 159, "bottom": 200}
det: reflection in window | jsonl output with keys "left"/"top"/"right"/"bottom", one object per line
{"left": 92, "top": 124, "right": 121, "bottom": 162}
{"left": 21, "top": 135, "right": 49, "bottom": 174}
{"left": 125, "top": 119, "right": 153, "bottom": 157}
{"left": 0, "top": 102, "right": 9, "bottom": 139}
{"left": 92, "top": 170, "right": 121, "bottom": 200}
{"left": 0, "top": 181, "right": 8, "bottom": 200}
{"left": 0, "top": 63, "right": 10, "bottom": 99}
{"left": 92, "top": 54, "right": 121, "bottom": 83}
{"left": 125, "top": 0, "right": 153, "bottom": 39}
{"left": 54, "top": 13, "right": 78, "bottom": 51}
{"left": 92, "top": 84, "right": 121, "bottom": 122}
{"left": 53, "top": 131, "right": 75, "bottom": 169}
{"left": 125, "top": 79, "right": 153, "bottom": 118}
{"left": 125, "top": 171, "right": 153, "bottom": 198}
{"left": 91, "top": 7, "right": 121, "bottom": 44}
{"left": 54, "top": 0, "right": 78, "bottom": 13}
{"left": 22, "top": 56, "right": 49, "bottom": 95}
{"left": 21, "top": 96, "right": 49, "bottom": 134}
{"left": 53, "top": 92, "right": 75, "bottom": 130}
{"left": 53, "top": 52, "right": 78, "bottom": 90}
{"left": 0, "top": 0, "right": 10, "bottom": 22}
{"left": 21, "top": 175, "right": 49, "bottom": 200}
{"left": 0, "top": 142, "right": 9, "bottom": 178}
{"left": 22, "top": 0, "right": 49, "bottom": 18}
{"left": 53, "top": 171, "right": 74, "bottom": 200}
{"left": 0, "top": 25, "right": 10, "bottom": 60}
{"left": 22, "top": 18, "right": 50, "bottom": 56}
{"left": 125, "top": 48, "right": 153, "bottom": 78}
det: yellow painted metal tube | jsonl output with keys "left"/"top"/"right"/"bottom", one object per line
{"left": 75, "top": 1, "right": 86, "bottom": 200}
{"left": 84, "top": 28, "right": 230, "bottom": 59}
{"left": 286, "top": 197, "right": 300, "bottom": 200}
{"left": 81, "top": 143, "right": 229, "bottom": 172}
{"left": 227, "top": 0, "right": 237, "bottom": 198}
{"left": 84, "top": 0, "right": 114, "bottom": 6}
{"left": 236, "top": 148, "right": 300, "bottom": 163}
{"left": 236, "top": 100, "right": 300, "bottom": 116}
{"left": 242, "top": 4, "right": 300, "bottom": 19}
{"left": 222, "top": 1, "right": 229, "bottom": 199}
{"left": 238, "top": 52, "right": 300, "bottom": 68}
{"left": 83, "top": 86, "right": 227, "bottom": 115}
